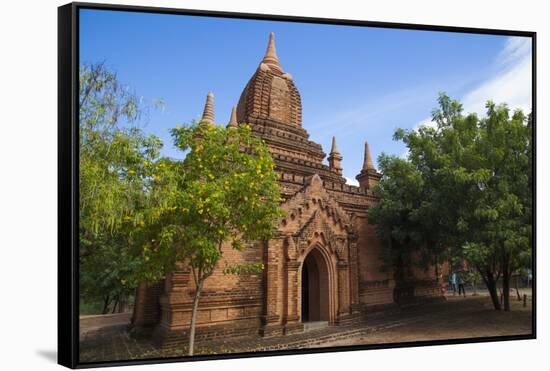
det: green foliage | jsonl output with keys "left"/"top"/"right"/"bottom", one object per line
{"left": 124, "top": 120, "right": 283, "bottom": 355}
{"left": 367, "top": 154, "right": 427, "bottom": 270}
{"left": 79, "top": 298, "right": 105, "bottom": 315}
{"left": 369, "top": 93, "right": 532, "bottom": 310}
{"left": 79, "top": 63, "right": 163, "bottom": 312}
{"left": 465, "top": 269, "right": 482, "bottom": 287}
{"left": 78, "top": 63, "right": 282, "bottom": 330}
{"left": 222, "top": 262, "right": 265, "bottom": 275}
{"left": 128, "top": 121, "right": 283, "bottom": 285}
{"left": 78, "top": 63, "right": 282, "bottom": 325}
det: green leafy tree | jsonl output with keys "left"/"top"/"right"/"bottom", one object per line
{"left": 465, "top": 269, "right": 481, "bottom": 296}
{"left": 368, "top": 97, "right": 468, "bottom": 283}
{"left": 369, "top": 93, "right": 532, "bottom": 311}
{"left": 79, "top": 63, "right": 163, "bottom": 313}
{"left": 458, "top": 102, "right": 532, "bottom": 310}
{"left": 131, "top": 121, "right": 283, "bottom": 355}
{"left": 367, "top": 154, "right": 430, "bottom": 282}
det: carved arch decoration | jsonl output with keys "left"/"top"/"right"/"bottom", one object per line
{"left": 261, "top": 174, "right": 357, "bottom": 334}
{"left": 279, "top": 174, "right": 352, "bottom": 263}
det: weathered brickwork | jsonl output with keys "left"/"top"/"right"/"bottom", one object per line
{"left": 132, "top": 281, "right": 164, "bottom": 330}
{"left": 132, "top": 32, "right": 443, "bottom": 347}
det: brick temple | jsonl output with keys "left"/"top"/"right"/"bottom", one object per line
{"left": 132, "top": 32, "right": 442, "bottom": 347}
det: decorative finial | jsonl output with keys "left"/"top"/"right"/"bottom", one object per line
{"left": 227, "top": 106, "right": 238, "bottom": 129}
{"left": 261, "top": 32, "right": 282, "bottom": 73}
{"left": 330, "top": 136, "right": 340, "bottom": 155}
{"left": 362, "top": 140, "right": 375, "bottom": 171}
{"left": 328, "top": 136, "right": 343, "bottom": 175}
{"left": 201, "top": 91, "right": 215, "bottom": 126}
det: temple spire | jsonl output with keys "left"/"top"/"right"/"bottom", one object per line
{"left": 356, "top": 139, "right": 381, "bottom": 189}
{"left": 362, "top": 140, "right": 375, "bottom": 171}
{"left": 328, "top": 136, "right": 343, "bottom": 176}
{"left": 201, "top": 91, "right": 215, "bottom": 126}
{"left": 227, "top": 106, "right": 238, "bottom": 129}
{"left": 261, "top": 32, "right": 282, "bottom": 73}
{"left": 330, "top": 136, "right": 340, "bottom": 155}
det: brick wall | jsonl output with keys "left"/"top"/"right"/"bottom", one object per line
{"left": 152, "top": 241, "right": 266, "bottom": 347}
{"left": 131, "top": 281, "right": 163, "bottom": 328}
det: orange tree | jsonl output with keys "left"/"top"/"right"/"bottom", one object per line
{"left": 129, "top": 121, "right": 283, "bottom": 355}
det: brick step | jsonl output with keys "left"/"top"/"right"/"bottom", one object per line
{"left": 303, "top": 321, "right": 329, "bottom": 331}
{"left": 337, "top": 315, "right": 361, "bottom": 326}
{"left": 251, "top": 318, "right": 415, "bottom": 351}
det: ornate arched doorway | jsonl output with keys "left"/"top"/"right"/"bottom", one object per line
{"left": 259, "top": 174, "right": 361, "bottom": 337}
{"left": 301, "top": 248, "right": 330, "bottom": 322}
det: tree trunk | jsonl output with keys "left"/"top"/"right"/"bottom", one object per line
{"left": 434, "top": 253, "right": 440, "bottom": 283}
{"left": 118, "top": 295, "right": 126, "bottom": 313}
{"left": 515, "top": 274, "right": 522, "bottom": 301}
{"left": 111, "top": 295, "right": 120, "bottom": 314}
{"left": 188, "top": 279, "right": 204, "bottom": 356}
{"left": 502, "top": 270, "right": 511, "bottom": 311}
{"left": 102, "top": 295, "right": 111, "bottom": 314}
{"left": 484, "top": 273, "right": 501, "bottom": 310}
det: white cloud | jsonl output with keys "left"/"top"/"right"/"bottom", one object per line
{"left": 344, "top": 176, "right": 359, "bottom": 186}
{"left": 497, "top": 36, "right": 532, "bottom": 68}
{"left": 462, "top": 37, "right": 532, "bottom": 116}
{"left": 415, "top": 116, "right": 437, "bottom": 130}
{"left": 308, "top": 81, "right": 443, "bottom": 140}
{"left": 413, "top": 36, "right": 532, "bottom": 129}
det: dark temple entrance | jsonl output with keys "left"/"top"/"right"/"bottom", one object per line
{"left": 301, "top": 248, "right": 329, "bottom": 324}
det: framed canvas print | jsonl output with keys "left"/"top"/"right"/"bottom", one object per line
{"left": 58, "top": 2, "right": 536, "bottom": 368}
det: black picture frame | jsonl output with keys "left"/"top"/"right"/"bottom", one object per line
{"left": 58, "top": 2, "right": 537, "bottom": 369}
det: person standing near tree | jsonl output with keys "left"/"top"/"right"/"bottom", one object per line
{"left": 449, "top": 271, "right": 457, "bottom": 296}
{"left": 457, "top": 271, "right": 466, "bottom": 297}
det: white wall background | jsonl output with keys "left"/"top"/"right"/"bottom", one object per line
{"left": 0, "top": 0, "right": 546, "bottom": 370}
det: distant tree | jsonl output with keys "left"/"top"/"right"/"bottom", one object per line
{"left": 367, "top": 154, "right": 441, "bottom": 281}
{"left": 369, "top": 93, "right": 532, "bottom": 311}
{"left": 458, "top": 102, "right": 532, "bottom": 311}
{"left": 465, "top": 270, "right": 481, "bottom": 296}
{"left": 368, "top": 97, "right": 466, "bottom": 281}
{"left": 130, "top": 121, "right": 283, "bottom": 355}
{"left": 79, "top": 63, "right": 163, "bottom": 313}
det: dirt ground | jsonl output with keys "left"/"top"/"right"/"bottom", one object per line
{"left": 80, "top": 312, "right": 132, "bottom": 338}
{"left": 325, "top": 293, "right": 533, "bottom": 347}
{"left": 79, "top": 291, "right": 533, "bottom": 363}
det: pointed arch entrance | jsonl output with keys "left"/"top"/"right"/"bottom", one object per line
{"left": 301, "top": 248, "right": 330, "bottom": 322}
{"left": 260, "top": 175, "right": 361, "bottom": 336}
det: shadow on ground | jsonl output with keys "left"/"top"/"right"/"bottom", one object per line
{"left": 36, "top": 350, "right": 57, "bottom": 363}
{"left": 79, "top": 293, "right": 533, "bottom": 363}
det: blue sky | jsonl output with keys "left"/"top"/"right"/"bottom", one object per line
{"left": 80, "top": 9, "right": 532, "bottom": 185}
